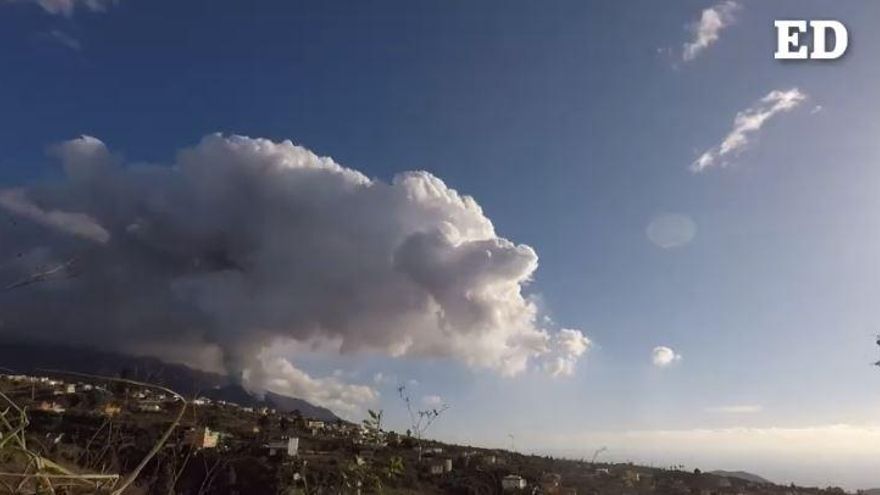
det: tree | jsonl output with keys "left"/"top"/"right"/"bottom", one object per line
{"left": 397, "top": 385, "right": 448, "bottom": 462}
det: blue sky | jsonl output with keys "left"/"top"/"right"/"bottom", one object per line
{"left": 3, "top": 0, "right": 880, "bottom": 488}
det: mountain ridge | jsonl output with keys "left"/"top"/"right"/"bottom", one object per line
{"left": 0, "top": 340, "right": 339, "bottom": 421}
{"left": 709, "top": 470, "right": 771, "bottom": 484}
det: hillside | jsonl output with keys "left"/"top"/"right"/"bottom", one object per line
{"left": 0, "top": 340, "right": 339, "bottom": 421}
{"left": 0, "top": 367, "right": 857, "bottom": 494}
{"left": 710, "top": 470, "right": 771, "bottom": 484}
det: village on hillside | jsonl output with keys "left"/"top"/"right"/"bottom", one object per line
{"left": 0, "top": 370, "right": 858, "bottom": 495}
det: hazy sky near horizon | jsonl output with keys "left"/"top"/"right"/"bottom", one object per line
{"left": 2, "top": 0, "right": 880, "bottom": 488}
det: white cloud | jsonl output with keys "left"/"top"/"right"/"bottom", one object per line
{"left": 244, "top": 356, "right": 378, "bottom": 419}
{"left": 691, "top": 88, "right": 807, "bottom": 172}
{"left": 422, "top": 394, "right": 444, "bottom": 407}
{"left": 652, "top": 346, "right": 682, "bottom": 367}
{"left": 0, "top": 134, "right": 590, "bottom": 393}
{"left": 0, "top": 188, "right": 109, "bottom": 243}
{"left": 646, "top": 213, "right": 696, "bottom": 249}
{"left": 4, "top": 0, "right": 114, "bottom": 16}
{"left": 371, "top": 371, "right": 405, "bottom": 386}
{"left": 543, "top": 328, "right": 592, "bottom": 377}
{"left": 682, "top": 1, "right": 740, "bottom": 62}
{"left": 705, "top": 404, "right": 763, "bottom": 414}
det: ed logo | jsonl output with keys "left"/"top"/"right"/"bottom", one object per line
{"left": 774, "top": 20, "right": 848, "bottom": 60}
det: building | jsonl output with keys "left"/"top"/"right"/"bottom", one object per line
{"left": 428, "top": 463, "right": 445, "bottom": 475}
{"left": 265, "top": 437, "right": 300, "bottom": 457}
{"left": 185, "top": 427, "right": 220, "bottom": 449}
{"left": 136, "top": 401, "right": 162, "bottom": 413}
{"left": 502, "top": 475, "right": 527, "bottom": 491}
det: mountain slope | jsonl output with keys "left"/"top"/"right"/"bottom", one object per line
{"left": 709, "top": 471, "right": 771, "bottom": 484}
{"left": 0, "top": 341, "right": 339, "bottom": 421}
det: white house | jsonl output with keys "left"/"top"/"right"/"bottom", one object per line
{"left": 502, "top": 475, "right": 527, "bottom": 491}
{"left": 265, "top": 437, "right": 299, "bottom": 457}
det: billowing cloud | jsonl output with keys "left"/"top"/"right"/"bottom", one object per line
{"left": 652, "top": 346, "right": 682, "bottom": 367}
{"left": 682, "top": 1, "right": 740, "bottom": 62}
{"left": 543, "top": 328, "right": 592, "bottom": 377}
{"left": 245, "top": 356, "right": 377, "bottom": 418}
{"left": 0, "top": 188, "right": 110, "bottom": 243}
{"left": 705, "top": 404, "right": 763, "bottom": 414}
{"left": 3, "top": 0, "right": 114, "bottom": 16}
{"left": 0, "top": 134, "right": 589, "bottom": 402}
{"left": 692, "top": 88, "right": 807, "bottom": 172}
{"left": 646, "top": 213, "right": 696, "bottom": 249}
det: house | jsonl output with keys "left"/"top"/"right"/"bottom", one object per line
{"left": 265, "top": 437, "right": 299, "bottom": 457}
{"left": 418, "top": 446, "right": 445, "bottom": 458}
{"left": 137, "top": 401, "right": 162, "bottom": 413}
{"left": 185, "top": 427, "right": 220, "bottom": 449}
{"left": 502, "top": 474, "right": 527, "bottom": 491}
{"left": 65, "top": 383, "right": 76, "bottom": 394}
{"left": 428, "top": 463, "right": 445, "bottom": 475}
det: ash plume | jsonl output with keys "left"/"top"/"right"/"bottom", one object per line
{"left": 0, "top": 134, "right": 589, "bottom": 409}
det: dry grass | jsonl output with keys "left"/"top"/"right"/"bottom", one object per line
{"left": 0, "top": 370, "right": 187, "bottom": 495}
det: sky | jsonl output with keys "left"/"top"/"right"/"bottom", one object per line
{"left": 2, "top": 0, "right": 880, "bottom": 489}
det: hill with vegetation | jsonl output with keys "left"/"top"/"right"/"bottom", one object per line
{"left": 0, "top": 366, "right": 857, "bottom": 494}
{"left": 0, "top": 341, "right": 339, "bottom": 421}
